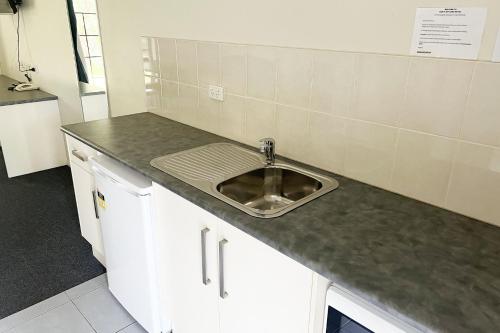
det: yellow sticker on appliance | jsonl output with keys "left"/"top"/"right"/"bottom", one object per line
{"left": 97, "top": 191, "right": 107, "bottom": 209}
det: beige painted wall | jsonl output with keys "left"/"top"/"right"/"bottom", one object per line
{"left": 0, "top": 0, "right": 83, "bottom": 125}
{"left": 97, "top": 0, "right": 500, "bottom": 117}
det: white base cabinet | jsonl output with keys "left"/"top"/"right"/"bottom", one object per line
{"left": 153, "top": 183, "right": 314, "bottom": 333}
{"left": 65, "top": 134, "right": 105, "bottom": 265}
{"left": 0, "top": 100, "right": 67, "bottom": 178}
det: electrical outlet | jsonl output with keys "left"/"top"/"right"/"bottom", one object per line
{"left": 208, "top": 85, "right": 224, "bottom": 101}
{"left": 20, "top": 63, "right": 36, "bottom": 72}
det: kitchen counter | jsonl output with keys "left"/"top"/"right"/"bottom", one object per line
{"left": 62, "top": 112, "right": 500, "bottom": 333}
{"left": 0, "top": 75, "right": 57, "bottom": 106}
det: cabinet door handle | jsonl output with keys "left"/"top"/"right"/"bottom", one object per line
{"left": 201, "top": 228, "right": 211, "bottom": 285}
{"left": 92, "top": 190, "right": 99, "bottom": 219}
{"left": 218, "top": 239, "right": 229, "bottom": 299}
{"left": 72, "top": 149, "right": 88, "bottom": 162}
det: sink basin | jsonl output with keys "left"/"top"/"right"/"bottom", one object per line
{"left": 150, "top": 143, "right": 339, "bottom": 218}
{"left": 217, "top": 166, "right": 323, "bottom": 214}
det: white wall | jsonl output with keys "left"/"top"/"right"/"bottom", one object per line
{"left": 97, "top": 0, "right": 500, "bottom": 117}
{"left": 0, "top": 0, "right": 84, "bottom": 125}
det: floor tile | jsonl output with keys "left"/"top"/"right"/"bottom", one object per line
{"left": 65, "top": 274, "right": 108, "bottom": 300}
{"left": 0, "top": 293, "right": 69, "bottom": 333}
{"left": 118, "top": 323, "right": 147, "bottom": 333}
{"left": 7, "top": 303, "right": 93, "bottom": 333}
{"left": 93, "top": 274, "right": 108, "bottom": 287}
{"left": 73, "top": 286, "right": 134, "bottom": 333}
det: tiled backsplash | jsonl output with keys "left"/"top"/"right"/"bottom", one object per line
{"left": 141, "top": 36, "right": 500, "bottom": 227}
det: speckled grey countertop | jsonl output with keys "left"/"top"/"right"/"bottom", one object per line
{"left": 0, "top": 75, "right": 57, "bottom": 106}
{"left": 62, "top": 112, "right": 500, "bottom": 333}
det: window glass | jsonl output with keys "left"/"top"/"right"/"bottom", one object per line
{"left": 87, "top": 36, "right": 102, "bottom": 57}
{"left": 79, "top": 36, "right": 89, "bottom": 57}
{"left": 73, "top": 0, "right": 105, "bottom": 88}
{"left": 83, "top": 14, "right": 99, "bottom": 35}
{"left": 90, "top": 57, "right": 105, "bottom": 77}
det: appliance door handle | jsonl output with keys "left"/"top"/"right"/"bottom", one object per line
{"left": 218, "top": 239, "right": 229, "bottom": 299}
{"left": 201, "top": 228, "right": 211, "bottom": 285}
{"left": 72, "top": 149, "right": 88, "bottom": 162}
{"left": 92, "top": 190, "right": 99, "bottom": 219}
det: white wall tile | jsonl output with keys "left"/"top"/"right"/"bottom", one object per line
{"left": 141, "top": 37, "right": 160, "bottom": 77}
{"left": 198, "top": 89, "right": 220, "bottom": 134}
{"left": 247, "top": 45, "right": 277, "bottom": 101}
{"left": 391, "top": 130, "right": 457, "bottom": 206}
{"left": 352, "top": 54, "right": 409, "bottom": 125}
{"left": 276, "top": 48, "right": 313, "bottom": 108}
{"left": 446, "top": 142, "right": 500, "bottom": 226}
{"left": 461, "top": 62, "right": 500, "bottom": 147}
{"left": 306, "top": 112, "right": 348, "bottom": 174}
{"left": 144, "top": 76, "right": 161, "bottom": 113}
{"left": 310, "top": 51, "right": 356, "bottom": 116}
{"left": 143, "top": 38, "right": 500, "bottom": 225}
{"left": 221, "top": 44, "right": 247, "bottom": 95}
{"left": 197, "top": 42, "right": 220, "bottom": 86}
{"left": 245, "top": 99, "right": 276, "bottom": 144}
{"left": 220, "top": 94, "right": 246, "bottom": 140}
{"left": 344, "top": 120, "right": 398, "bottom": 188}
{"left": 399, "top": 58, "right": 474, "bottom": 137}
{"left": 160, "top": 80, "right": 179, "bottom": 119}
{"left": 275, "top": 105, "right": 309, "bottom": 161}
{"left": 158, "top": 38, "right": 178, "bottom": 81}
{"left": 177, "top": 84, "right": 198, "bottom": 126}
{"left": 176, "top": 40, "right": 198, "bottom": 85}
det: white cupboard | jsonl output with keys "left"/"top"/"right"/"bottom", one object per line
{"left": 154, "top": 186, "right": 220, "bottom": 333}
{"left": 218, "top": 220, "right": 313, "bottom": 333}
{"left": 0, "top": 100, "right": 67, "bottom": 178}
{"left": 65, "top": 134, "right": 105, "bottom": 265}
{"left": 152, "top": 183, "right": 314, "bottom": 333}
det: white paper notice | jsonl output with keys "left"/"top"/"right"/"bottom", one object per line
{"left": 410, "top": 8, "right": 487, "bottom": 60}
{"left": 492, "top": 29, "right": 500, "bottom": 62}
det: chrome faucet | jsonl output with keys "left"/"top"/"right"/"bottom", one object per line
{"left": 259, "top": 138, "right": 276, "bottom": 165}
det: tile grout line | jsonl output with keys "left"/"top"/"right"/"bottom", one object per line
{"left": 0, "top": 300, "right": 71, "bottom": 333}
{"left": 456, "top": 61, "right": 478, "bottom": 142}
{"left": 150, "top": 36, "right": 496, "bottom": 66}
{"left": 443, "top": 140, "right": 461, "bottom": 208}
{"left": 70, "top": 298, "right": 98, "bottom": 333}
{"left": 158, "top": 77, "right": 500, "bottom": 152}
{"left": 115, "top": 321, "right": 138, "bottom": 333}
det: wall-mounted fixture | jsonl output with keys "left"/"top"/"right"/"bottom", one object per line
{"left": 0, "top": 0, "right": 22, "bottom": 15}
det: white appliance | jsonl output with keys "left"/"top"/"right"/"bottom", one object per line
{"left": 92, "top": 155, "right": 161, "bottom": 333}
{"left": 324, "top": 285, "right": 420, "bottom": 333}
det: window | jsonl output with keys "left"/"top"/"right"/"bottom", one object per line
{"left": 73, "top": 0, "right": 106, "bottom": 88}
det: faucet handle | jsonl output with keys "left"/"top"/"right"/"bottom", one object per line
{"left": 259, "top": 138, "right": 274, "bottom": 151}
{"left": 259, "top": 137, "right": 275, "bottom": 145}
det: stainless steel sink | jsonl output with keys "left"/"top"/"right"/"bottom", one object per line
{"left": 151, "top": 143, "right": 339, "bottom": 218}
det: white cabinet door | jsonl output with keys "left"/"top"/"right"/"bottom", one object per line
{"left": 0, "top": 100, "right": 67, "bottom": 177}
{"left": 69, "top": 162, "right": 104, "bottom": 256}
{"left": 217, "top": 221, "right": 314, "bottom": 333}
{"left": 153, "top": 185, "right": 220, "bottom": 333}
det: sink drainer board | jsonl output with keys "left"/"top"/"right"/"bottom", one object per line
{"left": 150, "top": 143, "right": 265, "bottom": 183}
{"left": 151, "top": 143, "right": 339, "bottom": 218}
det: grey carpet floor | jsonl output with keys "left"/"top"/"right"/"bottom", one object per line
{"left": 0, "top": 150, "right": 105, "bottom": 319}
